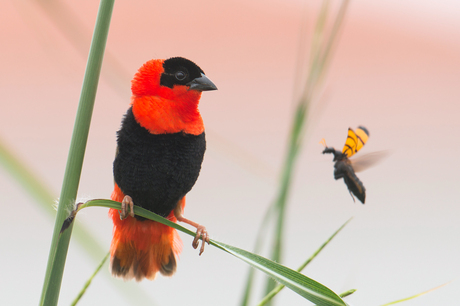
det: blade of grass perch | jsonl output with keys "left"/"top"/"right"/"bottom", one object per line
{"left": 64, "top": 199, "right": 347, "bottom": 306}
{"left": 258, "top": 218, "right": 352, "bottom": 305}
{"left": 380, "top": 281, "right": 452, "bottom": 306}
{"left": 71, "top": 252, "right": 110, "bottom": 306}
{"left": 264, "top": 0, "right": 350, "bottom": 301}
{"left": 39, "top": 1, "right": 114, "bottom": 306}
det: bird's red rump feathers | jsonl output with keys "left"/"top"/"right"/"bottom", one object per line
{"left": 109, "top": 185, "right": 183, "bottom": 280}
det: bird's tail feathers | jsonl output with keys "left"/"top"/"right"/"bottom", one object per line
{"left": 109, "top": 208, "right": 182, "bottom": 281}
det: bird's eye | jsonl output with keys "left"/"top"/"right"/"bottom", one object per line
{"left": 175, "top": 71, "right": 187, "bottom": 81}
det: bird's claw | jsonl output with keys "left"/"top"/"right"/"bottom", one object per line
{"left": 119, "top": 195, "right": 135, "bottom": 220}
{"left": 192, "top": 225, "right": 210, "bottom": 256}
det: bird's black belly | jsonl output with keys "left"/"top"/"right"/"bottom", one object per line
{"left": 113, "top": 108, "right": 206, "bottom": 217}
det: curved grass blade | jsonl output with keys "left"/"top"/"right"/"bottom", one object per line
{"left": 380, "top": 281, "right": 452, "bottom": 306}
{"left": 71, "top": 252, "right": 110, "bottom": 306}
{"left": 39, "top": 1, "right": 114, "bottom": 305}
{"left": 63, "top": 199, "right": 347, "bottom": 306}
{"left": 214, "top": 241, "right": 347, "bottom": 306}
{"left": 258, "top": 218, "right": 352, "bottom": 305}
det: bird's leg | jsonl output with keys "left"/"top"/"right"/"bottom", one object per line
{"left": 119, "top": 195, "right": 135, "bottom": 220}
{"left": 173, "top": 202, "right": 209, "bottom": 255}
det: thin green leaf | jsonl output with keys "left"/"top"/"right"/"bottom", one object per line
{"left": 215, "top": 241, "right": 346, "bottom": 306}
{"left": 339, "top": 289, "right": 356, "bottom": 299}
{"left": 263, "top": 84, "right": 307, "bottom": 300}
{"left": 0, "top": 138, "right": 56, "bottom": 214}
{"left": 263, "top": 1, "right": 350, "bottom": 301}
{"left": 39, "top": 1, "right": 114, "bottom": 305}
{"left": 380, "top": 281, "right": 452, "bottom": 306}
{"left": 258, "top": 218, "right": 352, "bottom": 305}
{"left": 71, "top": 252, "right": 110, "bottom": 306}
{"left": 65, "top": 199, "right": 347, "bottom": 306}
{"left": 240, "top": 203, "right": 277, "bottom": 306}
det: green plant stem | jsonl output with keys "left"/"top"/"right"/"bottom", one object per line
{"left": 264, "top": 103, "right": 306, "bottom": 298}
{"left": 240, "top": 203, "right": 276, "bottom": 306}
{"left": 71, "top": 252, "right": 110, "bottom": 306}
{"left": 258, "top": 218, "right": 352, "bottom": 306}
{"left": 263, "top": 1, "right": 349, "bottom": 301}
{"left": 39, "top": 1, "right": 114, "bottom": 305}
{"left": 380, "top": 281, "right": 452, "bottom": 306}
{"left": 0, "top": 139, "right": 56, "bottom": 214}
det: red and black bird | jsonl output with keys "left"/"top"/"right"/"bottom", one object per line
{"left": 108, "top": 57, "right": 217, "bottom": 281}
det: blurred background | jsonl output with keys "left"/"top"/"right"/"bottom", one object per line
{"left": 1, "top": 0, "right": 460, "bottom": 305}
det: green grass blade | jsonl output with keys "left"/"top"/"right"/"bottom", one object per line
{"left": 317, "top": 0, "right": 349, "bottom": 82}
{"left": 240, "top": 203, "right": 276, "bottom": 306}
{"left": 39, "top": 1, "right": 114, "bottom": 305}
{"left": 263, "top": 1, "right": 349, "bottom": 301}
{"left": 339, "top": 289, "right": 356, "bottom": 299}
{"left": 258, "top": 218, "right": 352, "bottom": 305}
{"left": 0, "top": 136, "right": 109, "bottom": 261}
{"left": 380, "top": 281, "right": 452, "bottom": 306}
{"left": 63, "top": 199, "right": 347, "bottom": 306}
{"left": 71, "top": 252, "right": 110, "bottom": 306}
{"left": 32, "top": 0, "right": 131, "bottom": 97}
{"left": 215, "top": 241, "right": 346, "bottom": 306}
{"left": 263, "top": 95, "right": 307, "bottom": 300}
{"left": 0, "top": 138, "right": 56, "bottom": 214}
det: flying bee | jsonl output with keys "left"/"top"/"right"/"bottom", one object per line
{"left": 321, "top": 126, "right": 385, "bottom": 204}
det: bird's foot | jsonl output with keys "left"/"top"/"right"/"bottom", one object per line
{"left": 192, "top": 225, "right": 210, "bottom": 256}
{"left": 119, "top": 195, "right": 135, "bottom": 220}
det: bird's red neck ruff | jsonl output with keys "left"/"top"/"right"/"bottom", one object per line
{"left": 130, "top": 59, "right": 205, "bottom": 135}
{"left": 131, "top": 90, "right": 204, "bottom": 135}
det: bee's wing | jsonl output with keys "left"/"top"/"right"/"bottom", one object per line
{"left": 350, "top": 151, "right": 389, "bottom": 173}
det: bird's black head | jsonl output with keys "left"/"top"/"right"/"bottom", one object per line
{"left": 160, "top": 57, "right": 217, "bottom": 91}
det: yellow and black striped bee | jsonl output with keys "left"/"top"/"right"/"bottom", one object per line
{"left": 322, "top": 126, "right": 371, "bottom": 204}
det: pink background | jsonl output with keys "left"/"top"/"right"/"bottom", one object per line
{"left": 1, "top": 1, "right": 459, "bottom": 305}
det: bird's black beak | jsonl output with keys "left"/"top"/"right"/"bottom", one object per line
{"left": 187, "top": 73, "right": 217, "bottom": 91}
